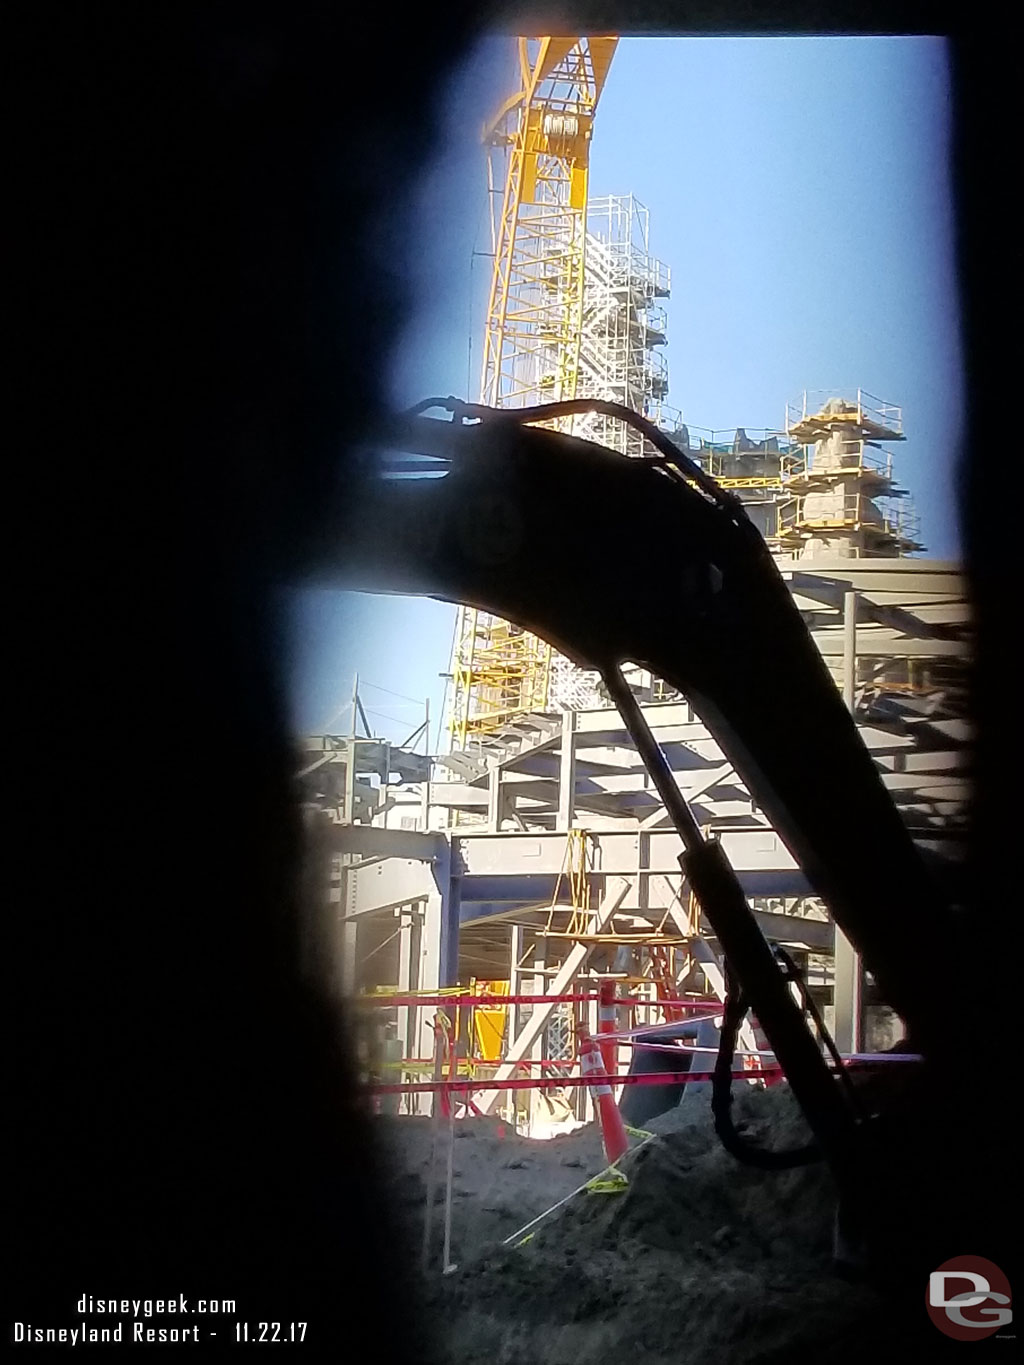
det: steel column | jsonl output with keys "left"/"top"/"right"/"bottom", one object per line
{"left": 834, "top": 590, "right": 863, "bottom": 1054}
{"left": 557, "top": 709, "right": 577, "bottom": 832}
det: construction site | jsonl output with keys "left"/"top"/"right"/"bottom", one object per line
{"left": 19, "top": 9, "right": 1019, "bottom": 1362}
{"left": 299, "top": 34, "right": 981, "bottom": 1364}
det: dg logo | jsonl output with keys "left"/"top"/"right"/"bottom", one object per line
{"left": 927, "top": 1256, "right": 1012, "bottom": 1340}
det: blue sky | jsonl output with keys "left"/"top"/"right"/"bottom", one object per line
{"left": 286, "top": 36, "right": 962, "bottom": 743}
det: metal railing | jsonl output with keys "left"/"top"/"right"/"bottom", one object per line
{"left": 582, "top": 232, "right": 670, "bottom": 303}
{"left": 781, "top": 439, "right": 893, "bottom": 483}
{"left": 858, "top": 389, "right": 903, "bottom": 436}
{"left": 785, "top": 389, "right": 903, "bottom": 439}
{"left": 878, "top": 500, "right": 921, "bottom": 546}
{"left": 776, "top": 493, "right": 921, "bottom": 547}
{"left": 644, "top": 304, "right": 668, "bottom": 342}
{"left": 665, "top": 427, "right": 798, "bottom": 487}
{"left": 647, "top": 349, "right": 668, "bottom": 396}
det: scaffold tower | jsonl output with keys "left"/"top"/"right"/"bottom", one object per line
{"left": 449, "top": 35, "right": 619, "bottom": 749}
{"left": 778, "top": 390, "right": 922, "bottom": 559}
{"left": 572, "top": 194, "right": 672, "bottom": 458}
{"left": 480, "top": 36, "right": 617, "bottom": 412}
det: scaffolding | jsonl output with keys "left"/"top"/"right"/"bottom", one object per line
{"left": 571, "top": 194, "right": 673, "bottom": 458}
{"left": 449, "top": 38, "right": 618, "bottom": 750}
{"left": 777, "top": 491, "right": 922, "bottom": 545}
{"left": 452, "top": 42, "right": 922, "bottom": 745}
{"left": 665, "top": 424, "right": 796, "bottom": 545}
{"left": 449, "top": 192, "right": 676, "bottom": 741}
{"left": 785, "top": 388, "right": 904, "bottom": 444}
{"left": 662, "top": 393, "right": 922, "bottom": 561}
{"left": 480, "top": 37, "right": 617, "bottom": 413}
{"left": 778, "top": 392, "right": 922, "bottom": 558}
{"left": 449, "top": 611, "right": 553, "bottom": 749}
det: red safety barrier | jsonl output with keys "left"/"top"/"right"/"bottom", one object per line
{"left": 399, "top": 1057, "right": 582, "bottom": 1071}
{"left": 357, "top": 992, "right": 723, "bottom": 1010}
{"left": 368, "top": 1067, "right": 783, "bottom": 1096}
{"left": 597, "top": 979, "right": 618, "bottom": 1077}
{"left": 366, "top": 1054, "right": 912, "bottom": 1098}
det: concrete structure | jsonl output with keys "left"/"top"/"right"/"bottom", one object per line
{"left": 779, "top": 391, "right": 921, "bottom": 559}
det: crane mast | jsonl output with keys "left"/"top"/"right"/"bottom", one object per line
{"left": 450, "top": 36, "right": 618, "bottom": 750}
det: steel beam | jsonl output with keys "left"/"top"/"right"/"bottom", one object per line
{"left": 434, "top": 834, "right": 459, "bottom": 991}
{"left": 461, "top": 895, "right": 829, "bottom": 949}
{"left": 487, "top": 767, "right": 503, "bottom": 832}
{"left": 557, "top": 709, "right": 576, "bottom": 831}
{"left": 743, "top": 909, "right": 832, "bottom": 952}
{"left": 476, "top": 876, "right": 631, "bottom": 1114}
{"left": 396, "top": 908, "right": 419, "bottom": 1085}
{"left": 419, "top": 894, "right": 441, "bottom": 1071}
{"left": 509, "top": 922, "right": 524, "bottom": 1040}
{"left": 781, "top": 561, "right": 962, "bottom": 597}
{"left": 456, "top": 827, "right": 801, "bottom": 877}
{"left": 812, "top": 634, "right": 967, "bottom": 658}
{"left": 342, "top": 857, "right": 435, "bottom": 920}
{"left": 460, "top": 865, "right": 812, "bottom": 909}
{"left": 320, "top": 825, "right": 446, "bottom": 863}
{"left": 833, "top": 590, "right": 862, "bottom": 1055}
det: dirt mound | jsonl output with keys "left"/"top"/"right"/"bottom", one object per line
{"left": 374, "top": 1089, "right": 914, "bottom": 1364}
{"left": 374, "top": 1112, "right": 607, "bottom": 1266}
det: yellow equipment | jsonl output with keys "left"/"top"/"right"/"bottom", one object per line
{"left": 471, "top": 978, "right": 510, "bottom": 1060}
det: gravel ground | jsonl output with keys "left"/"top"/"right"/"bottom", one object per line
{"left": 370, "top": 1086, "right": 938, "bottom": 1364}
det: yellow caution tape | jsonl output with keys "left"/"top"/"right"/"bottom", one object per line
{"left": 363, "top": 985, "right": 476, "bottom": 998}
{"left": 585, "top": 1168, "right": 629, "bottom": 1195}
{"left": 378, "top": 1059, "right": 483, "bottom": 1076}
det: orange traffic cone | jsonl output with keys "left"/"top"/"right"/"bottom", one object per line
{"left": 597, "top": 979, "right": 618, "bottom": 1078}
{"left": 578, "top": 1026, "right": 629, "bottom": 1165}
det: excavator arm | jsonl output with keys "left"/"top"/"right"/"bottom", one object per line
{"left": 333, "top": 403, "right": 952, "bottom": 1060}
{"left": 326, "top": 401, "right": 974, "bottom": 1277}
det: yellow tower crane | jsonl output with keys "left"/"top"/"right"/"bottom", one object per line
{"left": 449, "top": 35, "right": 618, "bottom": 750}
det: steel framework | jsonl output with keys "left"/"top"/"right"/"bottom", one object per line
{"left": 450, "top": 610, "right": 552, "bottom": 748}
{"left": 572, "top": 194, "right": 672, "bottom": 459}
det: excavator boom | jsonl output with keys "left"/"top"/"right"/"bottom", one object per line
{"left": 333, "top": 407, "right": 953, "bottom": 1062}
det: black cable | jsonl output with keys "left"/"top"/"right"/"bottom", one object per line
{"left": 711, "top": 946, "right": 868, "bottom": 1168}
{"left": 407, "top": 395, "right": 750, "bottom": 521}
{"left": 711, "top": 985, "right": 824, "bottom": 1170}
{"left": 403, "top": 396, "right": 457, "bottom": 417}
{"left": 461, "top": 397, "right": 738, "bottom": 508}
